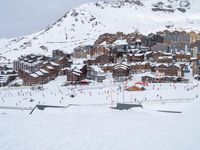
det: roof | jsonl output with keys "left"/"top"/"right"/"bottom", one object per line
{"left": 30, "top": 73, "right": 38, "bottom": 78}
{"left": 114, "top": 65, "right": 129, "bottom": 70}
{"left": 39, "top": 69, "right": 49, "bottom": 74}
{"left": 158, "top": 56, "right": 173, "bottom": 60}
{"left": 72, "top": 71, "right": 81, "bottom": 76}
{"left": 35, "top": 71, "right": 44, "bottom": 76}
{"left": 47, "top": 66, "right": 54, "bottom": 70}
{"left": 50, "top": 62, "right": 59, "bottom": 66}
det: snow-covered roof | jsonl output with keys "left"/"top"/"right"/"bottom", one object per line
{"left": 61, "top": 67, "right": 70, "bottom": 71}
{"left": 113, "top": 39, "right": 128, "bottom": 45}
{"left": 30, "top": 73, "right": 38, "bottom": 78}
{"left": 40, "top": 69, "right": 49, "bottom": 74}
{"left": 47, "top": 66, "right": 54, "bottom": 70}
{"left": 35, "top": 71, "right": 44, "bottom": 76}
{"left": 158, "top": 56, "right": 173, "bottom": 59}
{"left": 135, "top": 53, "right": 144, "bottom": 57}
{"left": 72, "top": 71, "right": 81, "bottom": 76}
{"left": 50, "top": 62, "right": 59, "bottom": 66}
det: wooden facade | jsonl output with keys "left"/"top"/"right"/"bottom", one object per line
{"left": 155, "top": 64, "right": 183, "bottom": 77}
{"left": 112, "top": 64, "right": 130, "bottom": 78}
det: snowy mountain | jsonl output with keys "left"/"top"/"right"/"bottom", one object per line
{"left": 0, "top": 0, "right": 200, "bottom": 60}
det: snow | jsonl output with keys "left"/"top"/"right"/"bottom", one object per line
{"left": 35, "top": 71, "right": 44, "bottom": 76}
{"left": 0, "top": 73, "right": 200, "bottom": 149}
{"left": 39, "top": 69, "right": 49, "bottom": 74}
{"left": 113, "top": 39, "right": 128, "bottom": 45}
{"left": 47, "top": 66, "right": 54, "bottom": 70}
{"left": 30, "top": 73, "right": 38, "bottom": 78}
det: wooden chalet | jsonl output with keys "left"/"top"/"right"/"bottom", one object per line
{"left": 128, "top": 53, "right": 145, "bottom": 62}
{"left": 175, "top": 52, "right": 191, "bottom": 62}
{"left": 157, "top": 56, "right": 173, "bottom": 64}
{"left": 152, "top": 51, "right": 172, "bottom": 61}
{"left": 112, "top": 64, "right": 130, "bottom": 81}
{"left": 67, "top": 69, "right": 82, "bottom": 83}
{"left": 130, "top": 62, "right": 151, "bottom": 73}
{"left": 19, "top": 69, "right": 50, "bottom": 86}
{"left": 155, "top": 64, "right": 183, "bottom": 77}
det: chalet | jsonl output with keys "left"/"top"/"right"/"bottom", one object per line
{"left": 157, "top": 56, "right": 173, "bottom": 64}
{"left": 19, "top": 69, "right": 50, "bottom": 86}
{"left": 152, "top": 51, "right": 172, "bottom": 61}
{"left": 60, "top": 67, "right": 70, "bottom": 76}
{"left": 95, "top": 54, "right": 114, "bottom": 65}
{"left": 141, "top": 73, "right": 187, "bottom": 83}
{"left": 41, "top": 65, "right": 58, "bottom": 78}
{"left": 67, "top": 70, "right": 82, "bottom": 83}
{"left": 175, "top": 52, "right": 191, "bottom": 62}
{"left": 128, "top": 53, "right": 145, "bottom": 62}
{"left": 42, "top": 61, "right": 60, "bottom": 74}
{"left": 112, "top": 64, "right": 130, "bottom": 81}
{"left": 155, "top": 64, "right": 183, "bottom": 77}
{"left": 90, "top": 46, "right": 110, "bottom": 57}
{"left": 55, "top": 57, "right": 71, "bottom": 69}
{"left": 67, "top": 64, "right": 88, "bottom": 82}
{"left": 130, "top": 62, "right": 151, "bottom": 73}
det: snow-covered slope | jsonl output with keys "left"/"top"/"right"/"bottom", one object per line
{"left": 0, "top": 0, "right": 200, "bottom": 60}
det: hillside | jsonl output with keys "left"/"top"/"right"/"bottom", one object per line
{"left": 0, "top": 0, "right": 200, "bottom": 60}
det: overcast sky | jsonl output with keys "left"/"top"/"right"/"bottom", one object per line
{"left": 0, "top": 0, "right": 98, "bottom": 38}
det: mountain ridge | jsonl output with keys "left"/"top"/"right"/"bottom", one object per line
{"left": 0, "top": 0, "right": 200, "bottom": 60}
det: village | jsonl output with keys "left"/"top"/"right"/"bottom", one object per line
{"left": 0, "top": 30, "right": 200, "bottom": 88}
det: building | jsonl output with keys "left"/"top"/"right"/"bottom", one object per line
{"left": 155, "top": 64, "right": 183, "bottom": 77}
{"left": 67, "top": 70, "right": 82, "bottom": 83}
{"left": 18, "top": 69, "right": 51, "bottom": 86}
{"left": 157, "top": 56, "right": 173, "bottom": 64}
{"left": 52, "top": 50, "right": 71, "bottom": 59}
{"left": 128, "top": 53, "right": 145, "bottom": 62}
{"left": 175, "top": 52, "right": 191, "bottom": 62}
{"left": 0, "top": 69, "right": 18, "bottom": 87}
{"left": 130, "top": 62, "right": 151, "bottom": 73}
{"left": 13, "top": 54, "right": 48, "bottom": 73}
{"left": 112, "top": 63, "right": 130, "bottom": 81}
